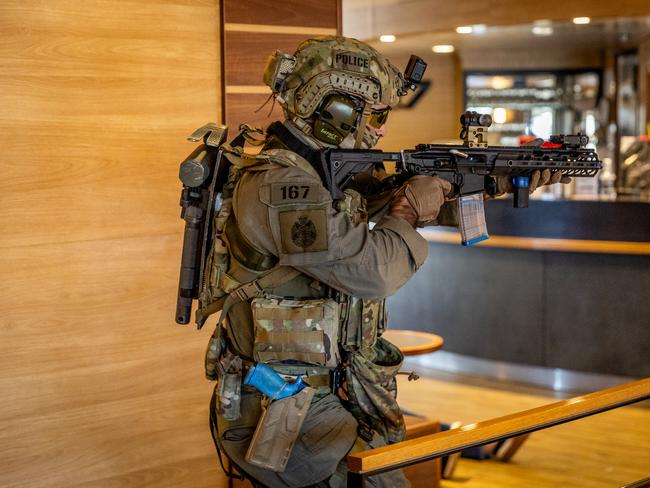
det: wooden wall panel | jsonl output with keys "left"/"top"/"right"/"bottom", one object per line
{"left": 1, "top": 128, "right": 195, "bottom": 248}
{"left": 224, "top": 33, "right": 317, "bottom": 86}
{"left": 371, "top": 49, "right": 462, "bottom": 150}
{"left": 226, "top": 93, "right": 285, "bottom": 134}
{"left": 224, "top": 0, "right": 338, "bottom": 27}
{"left": 0, "top": 1, "right": 230, "bottom": 487}
{"left": 222, "top": 0, "right": 341, "bottom": 131}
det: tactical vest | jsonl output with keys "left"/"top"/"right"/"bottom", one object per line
{"left": 204, "top": 137, "right": 407, "bottom": 444}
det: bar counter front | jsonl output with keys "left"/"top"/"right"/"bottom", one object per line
{"left": 387, "top": 198, "right": 650, "bottom": 379}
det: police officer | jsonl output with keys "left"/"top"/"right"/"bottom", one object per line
{"left": 202, "top": 36, "right": 561, "bottom": 488}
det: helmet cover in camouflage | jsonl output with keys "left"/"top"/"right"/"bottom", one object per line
{"left": 266, "top": 36, "right": 404, "bottom": 121}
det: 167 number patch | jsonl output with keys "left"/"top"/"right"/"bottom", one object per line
{"left": 271, "top": 182, "right": 318, "bottom": 204}
{"left": 282, "top": 185, "right": 310, "bottom": 199}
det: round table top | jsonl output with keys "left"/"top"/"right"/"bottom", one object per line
{"left": 382, "top": 329, "right": 444, "bottom": 356}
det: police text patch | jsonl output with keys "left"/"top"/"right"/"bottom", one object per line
{"left": 334, "top": 51, "right": 370, "bottom": 73}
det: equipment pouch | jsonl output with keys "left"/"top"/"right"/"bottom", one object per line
{"left": 205, "top": 326, "right": 227, "bottom": 380}
{"left": 345, "top": 337, "right": 406, "bottom": 444}
{"left": 251, "top": 298, "right": 340, "bottom": 367}
{"left": 217, "top": 352, "right": 242, "bottom": 421}
{"left": 340, "top": 297, "right": 386, "bottom": 352}
{"left": 245, "top": 386, "right": 316, "bottom": 472}
{"left": 200, "top": 198, "right": 232, "bottom": 307}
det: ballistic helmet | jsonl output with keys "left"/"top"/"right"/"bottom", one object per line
{"left": 263, "top": 36, "right": 406, "bottom": 148}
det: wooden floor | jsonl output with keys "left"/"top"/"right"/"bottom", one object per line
{"left": 396, "top": 370, "right": 650, "bottom": 488}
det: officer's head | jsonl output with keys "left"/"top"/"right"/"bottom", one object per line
{"left": 263, "top": 36, "right": 406, "bottom": 149}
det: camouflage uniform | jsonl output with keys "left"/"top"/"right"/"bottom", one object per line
{"left": 208, "top": 143, "right": 426, "bottom": 487}
{"left": 206, "top": 37, "right": 427, "bottom": 488}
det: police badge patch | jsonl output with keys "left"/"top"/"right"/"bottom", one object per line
{"left": 278, "top": 209, "right": 328, "bottom": 254}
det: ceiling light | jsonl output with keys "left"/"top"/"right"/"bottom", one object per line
{"left": 532, "top": 25, "right": 553, "bottom": 36}
{"left": 432, "top": 44, "right": 455, "bottom": 54}
{"left": 456, "top": 26, "right": 473, "bottom": 34}
{"left": 379, "top": 34, "right": 396, "bottom": 43}
{"left": 573, "top": 17, "right": 590, "bottom": 25}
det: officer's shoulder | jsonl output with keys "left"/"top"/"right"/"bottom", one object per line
{"left": 253, "top": 150, "right": 331, "bottom": 208}
{"left": 262, "top": 149, "right": 321, "bottom": 180}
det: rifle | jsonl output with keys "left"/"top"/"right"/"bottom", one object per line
{"left": 175, "top": 114, "right": 602, "bottom": 324}
{"left": 317, "top": 111, "right": 602, "bottom": 244}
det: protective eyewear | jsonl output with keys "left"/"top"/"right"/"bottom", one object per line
{"left": 368, "top": 107, "right": 391, "bottom": 128}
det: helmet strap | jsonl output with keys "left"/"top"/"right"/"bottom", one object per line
{"left": 291, "top": 115, "right": 312, "bottom": 135}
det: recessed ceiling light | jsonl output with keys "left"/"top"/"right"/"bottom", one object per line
{"left": 573, "top": 17, "right": 590, "bottom": 25}
{"left": 532, "top": 25, "right": 553, "bottom": 36}
{"left": 379, "top": 34, "right": 396, "bottom": 43}
{"left": 432, "top": 44, "right": 455, "bottom": 53}
{"left": 456, "top": 26, "right": 473, "bottom": 34}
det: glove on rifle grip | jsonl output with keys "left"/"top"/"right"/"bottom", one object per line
{"left": 389, "top": 175, "right": 452, "bottom": 227}
{"left": 244, "top": 363, "right": 306, "bottom": 400}
{"left": 388, "top": 187, "right": 418, "bottom": 227}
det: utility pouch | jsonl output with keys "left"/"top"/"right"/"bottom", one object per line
{"left": 251, "top": 298, "right": 340, "bottom": 367}
{"left": 199, "top": 197, "right": 232, "bottom": 309}
{"left": 339, "top": 297, "right": 386, "bottom": 352}
{"left": 217, "top": 352, "right": 243, "bottom": 421}
{"left": 245, "top": 386, "right": 316, "bottom": 472}
{"left": 205, "top": 326, "right": 227, "bottom": 380}
{"left": 345, "top": 337, "right": 406, "bottom": 443}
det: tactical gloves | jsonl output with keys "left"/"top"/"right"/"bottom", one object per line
{"left": 496, "top": 169, "right": 571, "bottom": 195}
{"left": 389, "top": 175, "right": 453, "bottom": 228}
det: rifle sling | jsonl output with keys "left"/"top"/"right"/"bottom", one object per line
{"left": 266, "top": 122, "right": 321, "bottom": 166}
{"left": 265, "top": 122, "right": 332, "bottom": 188}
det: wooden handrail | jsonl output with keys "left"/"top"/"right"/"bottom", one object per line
{"left": 621, "top": 476, "right": 650, "bottom": 488}
{"left": 347, "top": 378, "right": 650, "bottom": 485}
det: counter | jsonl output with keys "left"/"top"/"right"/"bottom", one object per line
{"left": 387, "top": 199, "right": 650, "bottom": 378}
